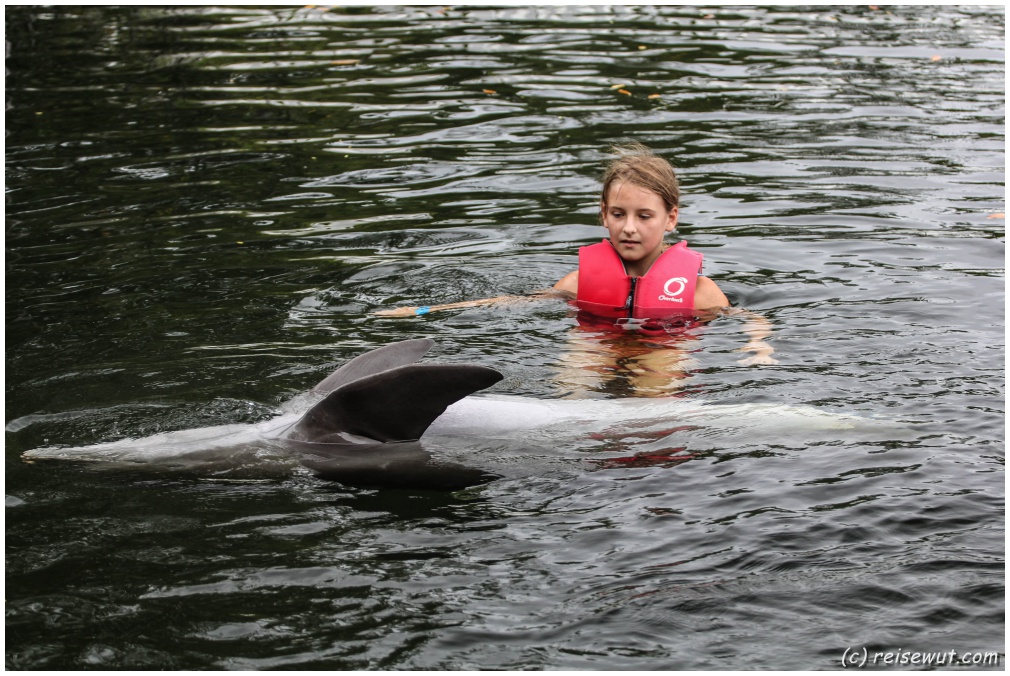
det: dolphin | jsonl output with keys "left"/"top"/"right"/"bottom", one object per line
{"left": 16, "top": 339, "right": 903, "bottom": 489}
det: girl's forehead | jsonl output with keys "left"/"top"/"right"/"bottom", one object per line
{"left": 604, "top": 181, "right": 665, "bottom": 206}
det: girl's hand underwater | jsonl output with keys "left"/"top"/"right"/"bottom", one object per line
{"left": 737, "top": 352, "right": 780, "bottom": 366}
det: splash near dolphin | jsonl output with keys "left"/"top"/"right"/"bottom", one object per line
{"left": 17, "top": 339, "right": 899, "bottom": 490}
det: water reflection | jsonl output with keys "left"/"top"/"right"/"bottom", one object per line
{"left": 553, "top": 326, "right": 703, "bottom": 398}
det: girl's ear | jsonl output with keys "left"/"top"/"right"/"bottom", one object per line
{"left": 665, "top": 206, "right": 679, "bottom": 232}
{"left": 600, "top": 200, "right": 607, "bottom": 224}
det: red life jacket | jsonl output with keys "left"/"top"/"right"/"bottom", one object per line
{"left": 575, "top": 240, "right": 703, "bottom": 320}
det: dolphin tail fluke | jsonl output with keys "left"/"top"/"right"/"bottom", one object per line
{"left": 290, "top": 363, "right": 503, "bottom": 444}
{"left": 311, "top": 338, "right": 435, "bottom": 395}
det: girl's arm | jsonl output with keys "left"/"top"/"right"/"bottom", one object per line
{"left": 375, "top": 273, "right": 777, "bottom": 366}
{"left": 695, "top": 277, "right": 777, "bottom": 365}
{"left": 373, "top": 289, "right": 569, "bottom": 317}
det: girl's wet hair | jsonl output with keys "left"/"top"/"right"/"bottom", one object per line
{"left": 600, "top": 143, "right": 680, "bottom": 215}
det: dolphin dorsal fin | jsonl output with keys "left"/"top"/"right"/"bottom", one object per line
{"left": 290, "top": 363, "right": 503, "bottom": 444}
{"left": 311, "top": 338, "right": 434, "bottom": 395}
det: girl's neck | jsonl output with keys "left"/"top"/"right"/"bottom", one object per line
{"left": 623, "top": 243, "right": 668, "bottom": 278}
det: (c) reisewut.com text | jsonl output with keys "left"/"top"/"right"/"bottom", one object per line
{"left": 841, "top": 647, "right": 1002, "bottom": 668}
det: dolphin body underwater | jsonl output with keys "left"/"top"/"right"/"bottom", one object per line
{"left": 18, "top": 339, "right": 898, "bottom": 490}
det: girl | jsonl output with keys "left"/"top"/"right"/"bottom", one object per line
{"left": 553, "top": 142, "right": 729, "bottom": 322}
{"left": 375, "top": 143, "right": 775, "bottom": 367}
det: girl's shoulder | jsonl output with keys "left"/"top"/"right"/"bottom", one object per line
{"left": 694, "top": 275, "right": 729, "bottom": 310}
{"left": 554, "top": 270, "right": 579, "bottom": 294}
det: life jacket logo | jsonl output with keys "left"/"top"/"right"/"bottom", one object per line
{"left": 658, "top": 277, "right": 688, "bottom": 303}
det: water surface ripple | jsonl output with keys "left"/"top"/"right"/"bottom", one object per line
{"left": 5, "top": 5, "right": 1004, "bottom": 670}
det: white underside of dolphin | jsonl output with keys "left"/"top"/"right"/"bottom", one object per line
{"left": 18, "top": 339, "right": 903, "bottom": 489}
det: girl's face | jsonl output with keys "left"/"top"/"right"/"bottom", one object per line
{"left": 601, "top": 181, "right": 678, "bottom": 276}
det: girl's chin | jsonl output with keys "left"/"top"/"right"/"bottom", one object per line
{"left": 616, "top": 244, "right": 645, "bottom": 258}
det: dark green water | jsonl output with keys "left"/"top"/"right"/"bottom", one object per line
{"left": 5, "top": 5, "right": 1004, "bottom": 670}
